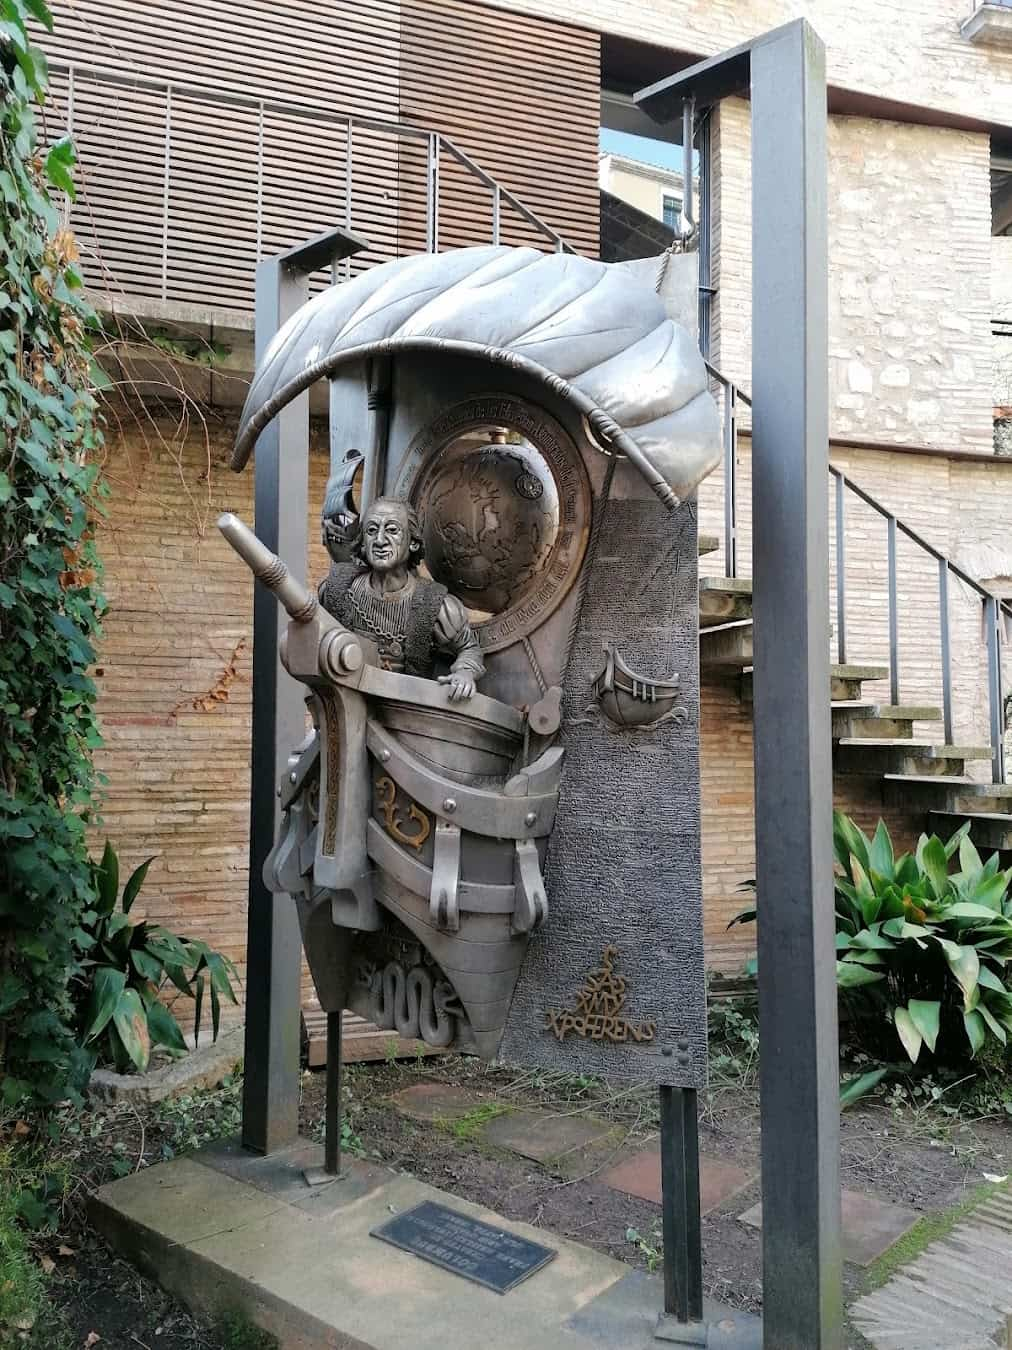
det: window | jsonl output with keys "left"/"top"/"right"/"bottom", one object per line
{"left": 662, "top": 194, "right": 682, "bottom": 232}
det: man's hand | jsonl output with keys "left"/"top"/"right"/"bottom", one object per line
{"left": 438, "top": 673, "right": 476, "bottom": 702}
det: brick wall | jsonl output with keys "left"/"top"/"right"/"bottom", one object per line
{"left": 92, "top": 411, "right": 330, "bottom": 1033}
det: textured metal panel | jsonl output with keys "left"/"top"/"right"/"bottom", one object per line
{"left": 501, "top": 483, "right": 707, "bottom": 1087}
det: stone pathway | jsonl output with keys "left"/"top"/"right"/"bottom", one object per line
{"left": 850, "top": 1188, "right": 1012, "bottom": 1349}
{"left": 387, "top": 1081, "right": 924, "bottom": 1270}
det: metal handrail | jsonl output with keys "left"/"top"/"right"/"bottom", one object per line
{"left": 706, "top": 361, "right": 1009, "bottom": 783}
{"left": 49, "top": 60, "right": 573, "bottom": 302}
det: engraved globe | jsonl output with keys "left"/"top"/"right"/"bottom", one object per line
{"left": 418, "top": 430, "right": 560, "bottom": 615}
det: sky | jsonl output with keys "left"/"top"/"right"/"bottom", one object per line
{"left": 599, "top": 128, "right": 698, "bottom": 174}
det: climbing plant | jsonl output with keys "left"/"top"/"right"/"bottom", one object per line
{"left": 0, "top": 0, "right": 108, "bottom": 1107}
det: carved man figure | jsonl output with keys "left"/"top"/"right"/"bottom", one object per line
{"left": 319, "top": 496, "right": 484, "bottom": 700}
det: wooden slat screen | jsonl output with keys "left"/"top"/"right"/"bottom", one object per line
{"left": 399, "top": 0, "right": 600, "bottom": 258}
{"left": 43, "top": 0, "right": 599, "bottom": 311}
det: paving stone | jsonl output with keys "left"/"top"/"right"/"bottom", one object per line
{"left": 387, "top": 1081, "right": 480, "bottom": 1122}
{"left": 602, "top": 1144, "right": 754, "bottom": 1214}
{"left": 481, "top": 1109, "right": 612, "bottom": 1163}
{"left": 738, "top": 1187, "right": 920, "bottom": 1267}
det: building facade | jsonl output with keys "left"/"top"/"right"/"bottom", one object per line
{"left": 41, "top": 0, "right": 1012, "bottom": 1017}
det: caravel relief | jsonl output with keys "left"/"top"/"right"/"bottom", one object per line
{"left": 221, "top": 245, "right": 721, "bottom": 1084}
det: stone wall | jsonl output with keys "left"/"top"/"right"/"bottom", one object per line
{"left": 484, "top": 0, "right": 1012, "bottom": 125}
{"left": 995, "top": 237, "right": 1012, "bottom": 418}
{"left": 711, "top": 100, "right": 993, "bottom": 454}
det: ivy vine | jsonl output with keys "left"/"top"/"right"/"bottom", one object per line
{"left": 1, "top": 0, "right": 107, "bottom": 1107}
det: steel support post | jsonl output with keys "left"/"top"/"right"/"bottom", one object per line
{"left": 655, "top": 1087, "right": 705, "bottom": 1345}
{"left": 751, "top": 24, "right": 842, "bottom": 1349}
{"left": 324, "top": 1010, "right": 343, "bottom": 1176}
{"left": 241, "top": 256, "right": 310, "bottom": 1155}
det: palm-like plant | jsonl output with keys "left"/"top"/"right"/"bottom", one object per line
{"left": 75, "top": 843, "right": 238, "bottom": 1073}
{"left": 731, "top": 813, "right": 1012, "bottom": 1064}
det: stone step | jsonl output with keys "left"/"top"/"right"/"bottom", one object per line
{"left": 698, "top": 533, "right": 720, "bottom": 558}
{"left": 740, "top": 668, "right": 890, "bottom": 699}
{"left": 929, "top": 811, "right": 1012, "bottom": 851}
{"left": 834, "top": 740, "right": 993, "bottom": 778}
{"left": 699, "top": 621, "right": 753, "bottom": 667}
{"left": 832, "top": 702, "right": 943, "bottom": 739}
{"left": 884, "top": 774, "right": 1012, "bottom": 813}
{"left": 699, "top": 576, "right": 753, "bottom": 628}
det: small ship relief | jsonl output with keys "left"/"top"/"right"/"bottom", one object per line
{"left": 545, "top": 945, "right": 657, "bottom": 1044}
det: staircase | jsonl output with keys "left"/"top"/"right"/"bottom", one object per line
{"left": 697, "top": 509, "right": 1012, "bottom": 856}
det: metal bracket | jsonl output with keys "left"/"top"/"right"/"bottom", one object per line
{"left": 512, "top": 839, "right": 548, "bottom": 935}
{"left": 430, "top": 820, "right": 461, "bottom": 931}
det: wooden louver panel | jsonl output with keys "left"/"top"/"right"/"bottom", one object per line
{"left": 399, "top": 0, "right": 600, "bottom": 258}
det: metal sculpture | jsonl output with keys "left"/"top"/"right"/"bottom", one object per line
{"left": 219, "top": 509, "right": 561, "bottom": 1060}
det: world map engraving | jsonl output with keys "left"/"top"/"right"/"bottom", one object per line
{"left": 397, "top": 396, "right": 592, "bottom": 653}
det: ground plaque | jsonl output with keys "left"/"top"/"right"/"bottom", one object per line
{"left": 370, "top": 1200, "right": 556, "bottom": 1294}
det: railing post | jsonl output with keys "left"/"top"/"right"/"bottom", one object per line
{"left": 723, "top": 381, "right": 737, "bottom": 579}
{"left": 255, "top": 101, "right": 265, "bottom": 263}
{"left": 161, "top": 85, "right": 172, "bottom": 301}
{"left": 887, "top": 514, "right": 899, "bottom": 705}
{"left": 426, "top": 133, "right": 440, "bottom": 252}
{"left": 492, "top": 182, "right": 501, "bottom": 245}
{"left": 986, "top": 595, "right": 1006, "bottom": 785}
{"left": 938, "top": 560, "right": 953, "bottom": 746}
{"left": 345, "top": 120, "right": 355, "bottom": 278}
{"left": 834, "top": 471, "right": 846, "bottom": 665}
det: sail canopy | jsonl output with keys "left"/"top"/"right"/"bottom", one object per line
{"left": 232, "top": 245, "right": 721, "bottom": 507}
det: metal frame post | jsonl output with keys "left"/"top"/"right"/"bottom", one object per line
{"left": 751, "top": 24, "right": 842, "bottom": 1348}
{"left": 242, "top": 256, "right": 310, "bottom": 1154}
{"left": 242, "top": 227, "right": 370, "bottom": 1156}
{"left": 986, "top": 595, "right": 1006, "bottom": 785}
{"left": 636, "top": 22, "right": 840, "bottom": 1346}
{"left": 656, "top": 1087, "right": 704, "bottom": 1341}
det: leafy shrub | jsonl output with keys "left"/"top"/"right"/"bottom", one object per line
{"left": 832, "top": 813, "right": 1012, "bottom": 1064}
{"left": 0, "top": 0, "right": 107, "bottom": 1109}
{"left": 732, "top": 812, "right": 1012, "bottom": 1066}
{"left": 76, "top": 843, "right": 239, "bottom": 1074}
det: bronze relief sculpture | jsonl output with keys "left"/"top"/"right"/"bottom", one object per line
{"left": 319, "top": 496, "right": 484, "bottom": 699}
{"left": 223, "top": 242, "right": 723, "bottom": 1083}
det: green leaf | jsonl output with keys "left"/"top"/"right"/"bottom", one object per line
{"left": 918, "top": 835, "right": 950, "bottom": 901}
{"left": 94, "top": 840, "right": 119, "bottom": 915}
{"left": 978, "top": 1001, "right": 1007, "bottom": 1047}
{"left": 122, "top": 856, "right": 155, "bottom": 913}
{"left": 22, "top": 0, "right": 54, "bottom": 32}
{"left": 834, "top": 811, "right": 871, "bottom": 878}
{"left": 839, "top": 1066, "right": 889, "bottom": 1110}
{"left": 146, "top": 1000, "right": 187, "bottom": 1053}
{"left": 111, "top": 987, "right": 150, "bottom": 1072}
{"left": 851, "top": 927, "right": 895, "bottom": 951}
{"left": 976, "top": 965, "right": 1009, "bottom": 995}
{"left": 210, "top": 981, "right": 221, "bottom": 1041}
{"left": 193, "top": 972, "right": 205, "bottom": 1047}
{"left": 959, "top": 833, "right": 983, "bottom": 879}
{"left": 963, "top": 1009, "right": 986, "bottom": 1056}
{"left": 45, "top": 136, "right": 77, "bottom": 200}
{"left": 907, "top": 999, "right": 941, "bottom": 1054}
{"left": 944, "top": 902, "right": 1011, "bottom": 922}
{"left": 936, "top": 937, "right": 980, "bottom": 1007}
{"left": 836, "top": 961, "right": 886, "bottom": 989}
{"left": 894, "top": 1006, "right": 923, "bottom": 1062}
{"left": 869, "top": 820, "right": 895, "bottom": 882}
{"left": 83, "top": 966, "right": 126, "bottom": 1041}
{"left": 943, "top": 819, "right": 972, "bottom": 859}
{"left": 131, "top": 948, "right": 162, "bottom": 983}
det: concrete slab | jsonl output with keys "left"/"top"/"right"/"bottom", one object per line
{"left": 739, "top": 1187, "right": 920, "bottom": 1267}
{"left": 481, "top": 1109, "right": 612, "bottom": 1163}
{"left": 602, "top": 1145, "right": 754, "bottom": 1215}
{"left": 387, "top": 1081, "right": 480, "bottom": 1122}
{"left": 93, "top": 1139, "right": 758, "bottom": 1350}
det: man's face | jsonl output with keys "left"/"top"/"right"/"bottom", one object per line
{"left": 361, "top": 502, "right": 411, "bottom": 573}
